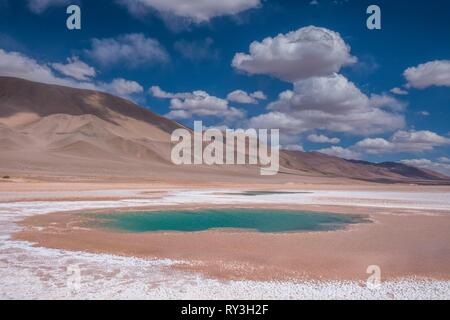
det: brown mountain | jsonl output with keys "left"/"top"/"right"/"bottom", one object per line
{"left": 280, "top": 151, "right": 449, "bottom": 183}
{"left": 0, "top": 76, "right": 448, "bottom": 184}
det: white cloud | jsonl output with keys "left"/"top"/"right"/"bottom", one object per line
{"left": 353, "top": 130, "right": 450, "bottom": 154}
{"left": 369, "top": 93, "right": 406, "bottom": 112}
{"left": 0, "top": 49, "right": 144, "bottom": 100}
{"left": 251, "top": 90, "right": 267, "bottom": 100}
{"left": 232, "top": 26, "right": 403, "bottom": 142}
{"left": 416, "top": 111, "right": 430, "bottom": 117}
{"left": 438, "top": 157, "right": 450, "bottom": 163}
{"left": 404, "top": 60, "right": 450, "bottom": 89}
{"left": 232, "top": 26, "right": 357, "bottom": 82}
{"left": 0, "top": 48, "right": 95, "bottom": 89}
{"left": 307, "top": 134, "right": 340, "bottom": 144}
{"left": 163, "top": 89, "right": 245, "bottom": 120}
{"left": 117, "top": 0, "right": 261, "bottom": 23}
{"left": 249, "top": 74, "right": 404, "bottom": 137}
{"left": 390, "top": 87, "right": 408, "bottom": 95}
{"left": 352, "top": 137, "right": 394, "bottom": 154}
{"left": 247, "top": 111, "right": 304, "bottom": 144}
{"left": 317, "top": 146, "right": 361, "bottom": 160}
{"left": 149, "top": 85, "right": 192, "bottom": 99}
{"left": 392, "top": 129, "right": 450, "bottom": 145}
{"left": 318, "top": 130, "right": 450, "bottom": 161}
{"left": 283, "top": 144, "right": 304, "bottom": 151}
{"left": 149, "top": 85, "right": 170, "bottom": 98}
{"left": 226, "top": 89, "right": 267, "bottom": 104}
{"left": 27, "top": 0, "right": 71, "bottom": 14}
{"left": 400, "top": 159, "right": 450, "bottom": 177}
{"left": 100, "top": 78, "right": 144, "bottom": 98}
{"left": 247, "top": 111, "right": 302, "bottom": 130}
{"left": 401, "top": 159, "right": 434, "bottom": 167}
{"left": 51, "top": 56, "right": 96, "bottom": 81}
{"left": 268, "top": 74, "right": 368, "bottom": 114}
{"left": 227, "top": 90, "right": 257, "bottom": 104}
{"left": 150, "top": 86, "right": 256, "bottom": 121}
{"left": 86, "top": 33, "right": 168, "bottom": 68}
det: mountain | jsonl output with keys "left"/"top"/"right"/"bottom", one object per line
{"left": 0, "top": 76, "right": 448, "bottom": 184}
{"left": 281, "top": 152, "right": 449, "bottom": 183}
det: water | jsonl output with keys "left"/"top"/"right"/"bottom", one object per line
{"left": 89, "top": 209, "right": 368, "bottom": 233}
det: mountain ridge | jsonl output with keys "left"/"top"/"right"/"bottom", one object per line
{"left": 0, "top": 76, "right": 448, "bottom": 184}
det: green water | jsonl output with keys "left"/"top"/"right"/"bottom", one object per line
{"left": 91, "top": 209, "right": 368, "bottom": 233}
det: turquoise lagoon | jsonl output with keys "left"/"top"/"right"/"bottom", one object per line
{"left": 90, "top": 209, "right": 368, "bottom": 233}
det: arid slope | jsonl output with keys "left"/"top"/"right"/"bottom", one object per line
{"left": 0, "top": 76, "right": 448, "bottom": 184}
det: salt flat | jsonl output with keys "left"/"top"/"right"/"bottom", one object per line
{"left": 1, "top": 188, "right": 449, "bottom": 299}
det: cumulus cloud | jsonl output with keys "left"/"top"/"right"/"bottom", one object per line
{"left": 249, "top": 74, "right": 405, "bottom": 138}
{"left": 150, "top": 86, "right": 256, "bottom": 121}
{"left": 317, "top": 146, "right": 361, "bottom": 160}
{"left": 0, "top": 48, "right": 95, "bottom": 89}
{"left": 233, "top": 26, "right": 406, "bottom": 144}
{"left": 232, "top": 26, "right": 357, "bottom": 82}
{"left": 400, "top": 159, "right": 450, "bottom": 177}
{"left": 247, "top": 111, "right": 304, "bottom": 144}
{"left": 315, "top": 130, "right": 450, "bottom": 161}
{"left": 100, "top": 78, "right": 144, "bottom": 98}
{"left": 369, "top": 93, "right": 407, "bottom": 112}
{"left": 391, "top": 130, "right": 450, "bottom": 148}
{"left": 390, "top": 87, "right": 408, "bottom": 95}
{"left": 353, "top": 130, "right": 450, "bottom": 154}
{"left": 226, "top": 89, "right": 266, "bottom": 104}
{"left": 51, "top": 56, "right": 96, "bottom": 81}
{"left": 283, "top": 144, "right": 304, "bottom": 151}
{"left": 416, "top": 111, "right": 430, "bottom": 117}
{"left": 268, "top": 74, "right": 367, "bottom": 114}
{"left": 251, "top": 90, "right": 267, "bottom": 100}
{"left": 404, "top": 60, "right": 450, "bottom": 89}
{"left": 227, "top": 90, "right": 257, "bottom": 104}
{"left": 158, "top": 88, "right": 245, "bottom": 121}
{"left": 0, "top": 48, "right": 144, "bottom": 100}
{"left": 351, "top": 138, "right": 394, "bottom": 154}
{"left": 27, "top": 0, "right": 72, "bottom": 14}
{"left": 307, "top": 134, "right": 340, "bottom": 144}
{"left": 86, "top": 33, "right": 168, "bottom": 68}
{"left": 117, "top": 0, "right": 261, "bottom": 24}
{"left": 149, "top": 85, "right": 192, "bottom": 99}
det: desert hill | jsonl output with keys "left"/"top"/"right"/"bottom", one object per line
{"left": 0, "top": 76, "right": 448, "bottom": 184}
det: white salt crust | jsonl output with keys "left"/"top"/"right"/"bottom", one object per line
{"left": 0, "top": 189, "right": 449, "bottom": 299}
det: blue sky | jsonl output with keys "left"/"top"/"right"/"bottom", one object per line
{"left": 1, "top": 0, "right": 450, "bottom": 173}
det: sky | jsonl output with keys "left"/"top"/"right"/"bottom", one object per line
{"left": 1, "top": 0, "right": 450, "bottom": 174}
